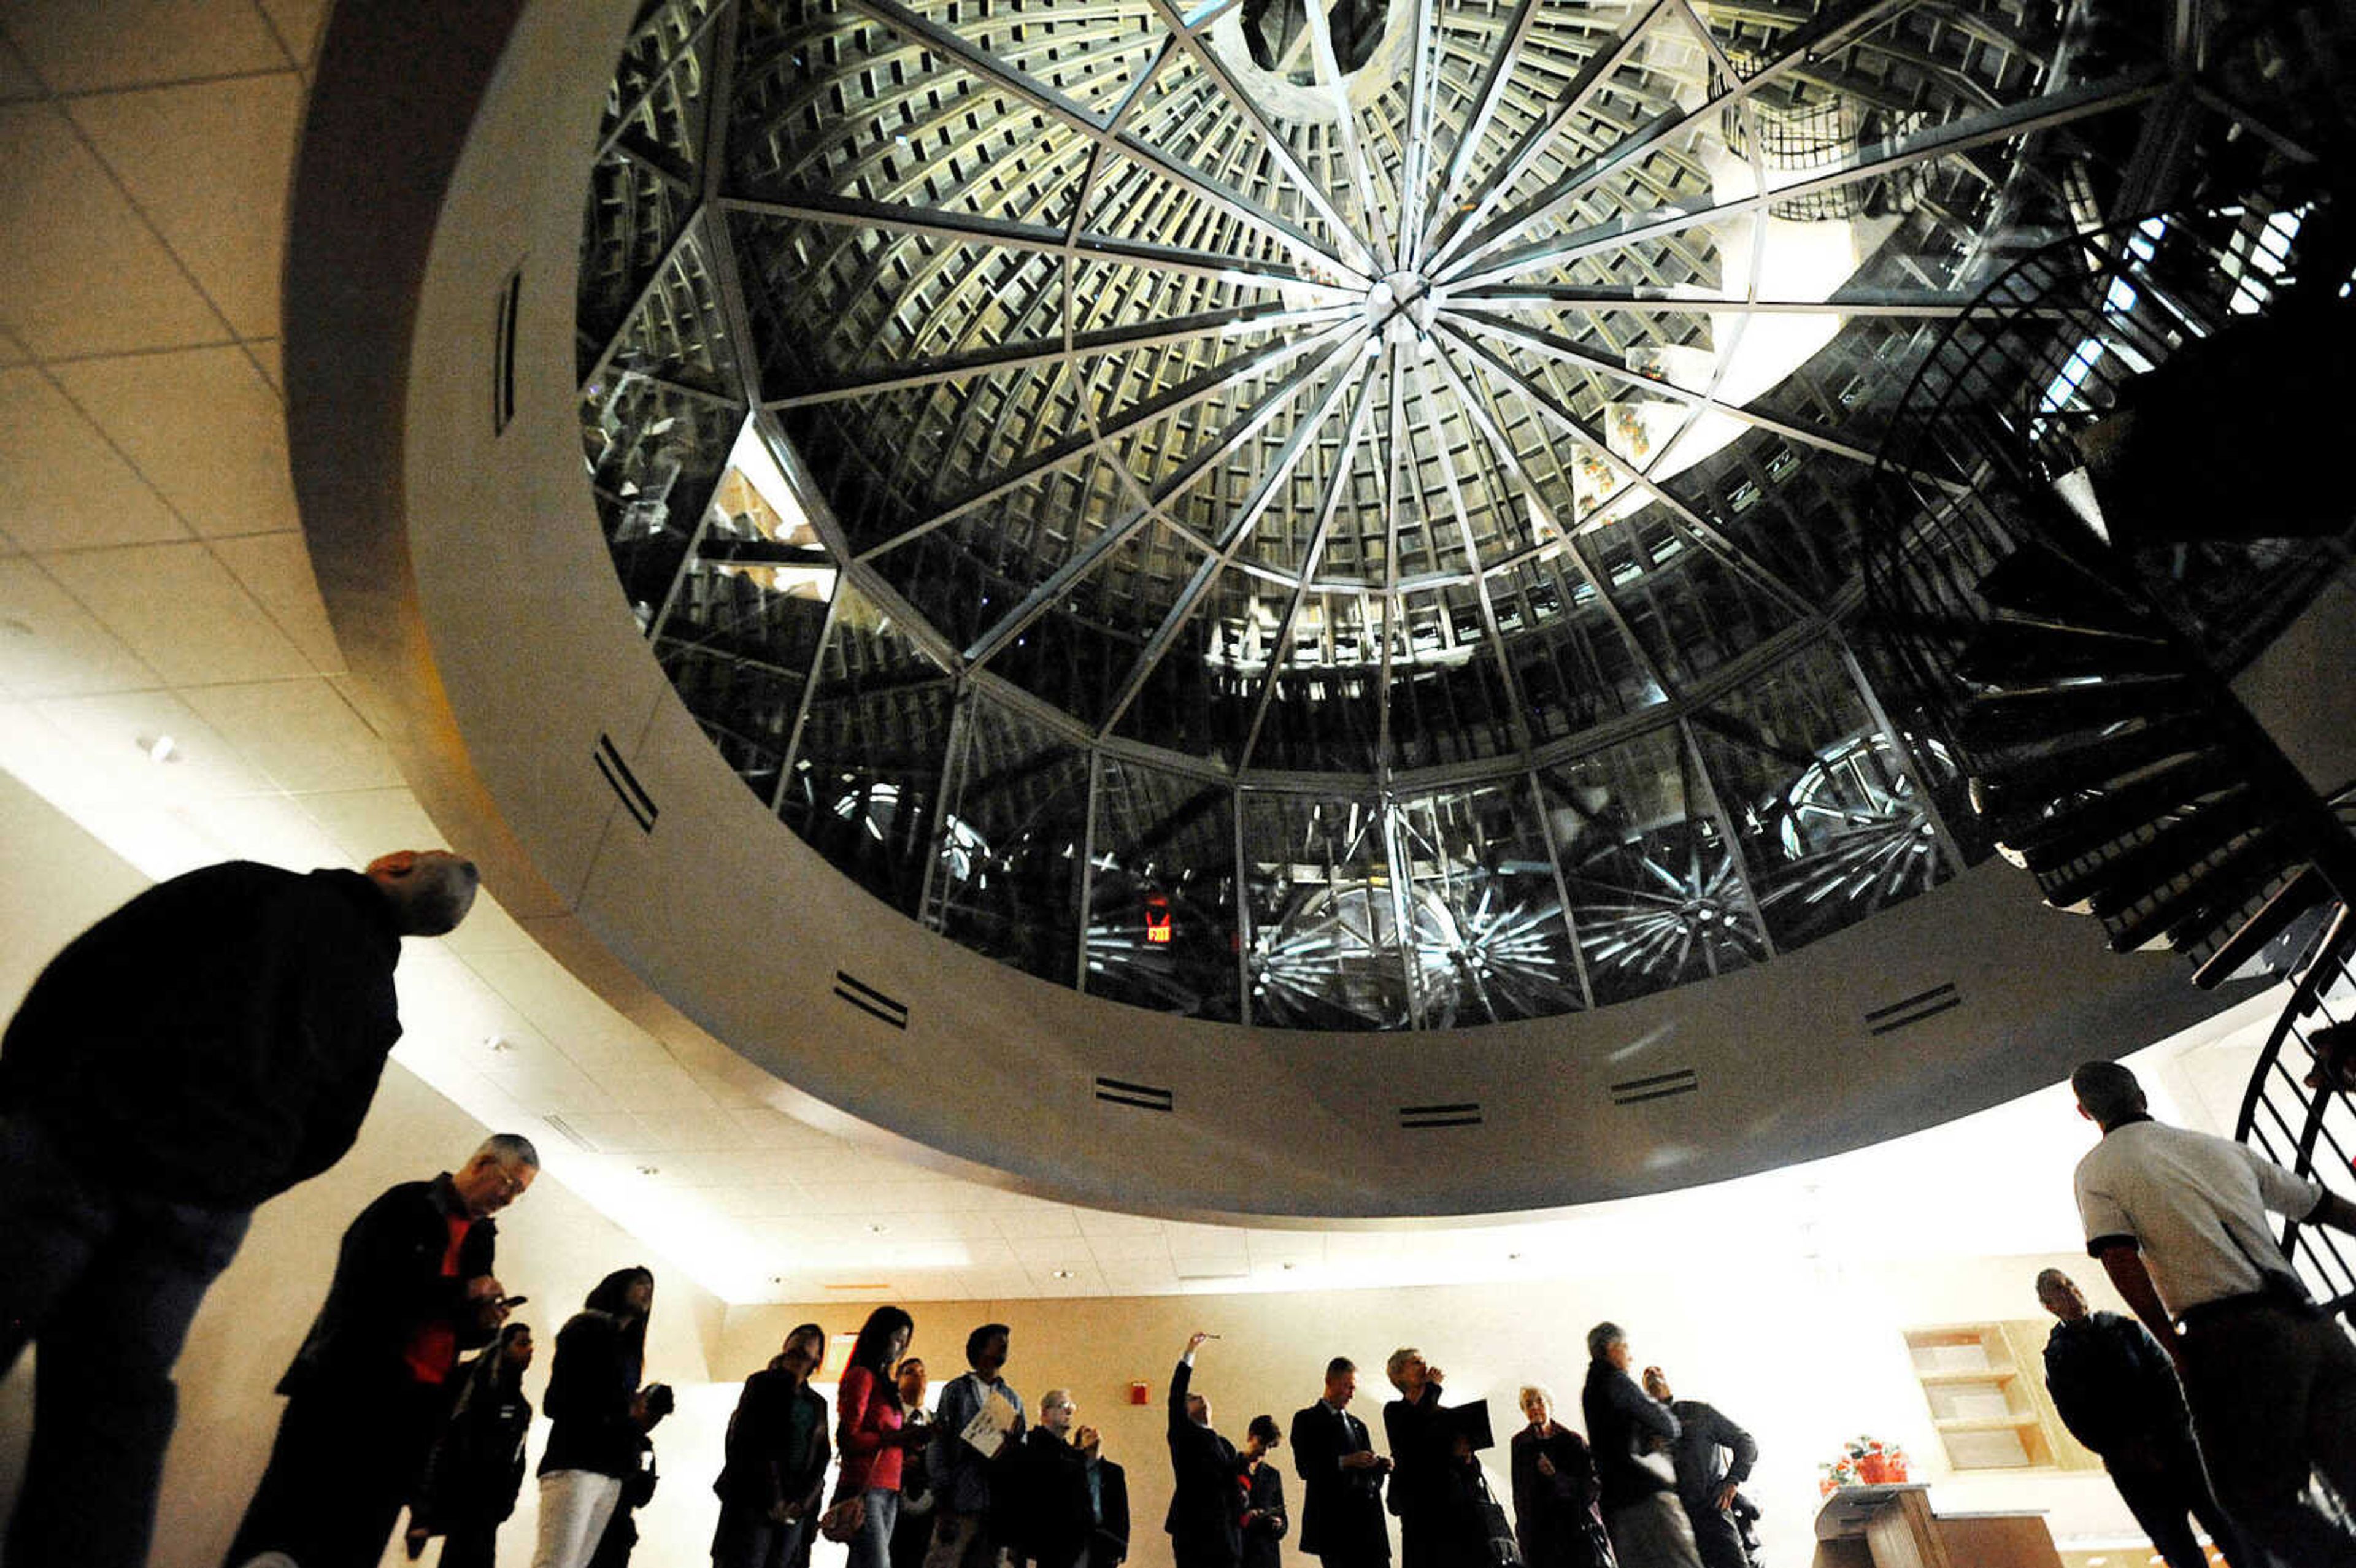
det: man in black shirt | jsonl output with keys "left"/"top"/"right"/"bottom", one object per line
{"left": 1640, "top": 1366, "right": 1757, "bottom": 1568}
{"left": 0, "top": 850, "right": 482, "bottom": 1568}
{"left": 2036, "top": 1267, "right": 2252, "bottom": 1568}
{"left": 1580, "top": 1323, "right": 1700, "bottom": 1568}
{"left": 1167, "top": 1332, "right": 1245, "bottom": 1568}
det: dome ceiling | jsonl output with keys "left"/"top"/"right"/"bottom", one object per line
{"left": 577, "top": 0, "right": 2172, "bottom": 1028}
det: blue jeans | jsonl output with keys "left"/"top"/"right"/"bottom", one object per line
{"left": 851, "top": 1487, "right": 902, "bottom": 1568}
{"left": 0, "top": 1110, "right": 250, "bottom": 1568}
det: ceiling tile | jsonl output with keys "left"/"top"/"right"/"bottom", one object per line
{"left": 436, "top": 887, "right": 539, "bottom": 958}
{"left": 177, "top": 788, "right": 352, "bottom": 869}
{"left": 0, "top": 557, "right": 160, "bottom": 696}
{"left": 53, "top": 344, "right": 299, "bottom": 537}
{"left": 0, "top": 368, "right": 186, "bottom": 551}
{"left": 28, "top": 686, "right": 277, "bottom": 799}
{"left": 1084, "top": 1230, "right": 1174, "bottom": 1263}
{"left": 0, "top": 35, "right": 39, "bottom": 101}
{"left": 41, "top": 540, "right": 310, "bottom": 683}
{"left": 294, "top": 784, "right": 442, "bottom": 861}
{"left": 1, "top": 0, "right": 285, "bottom": 92}
{"left": 246, "top": 337, "right": 281, "bottom": 394}
{"left": 177, "top": 677, "right": 395, "bottom": 791}
{"left": 1098, "top": 1259, "right": 1180, "bottom": 1293}
{"left": 214, "top": 537, "right": 341, "bottom": 674}
{"left": 0, "top": 106, "right": 225, "bottom": 357}
{"left": 255, "top": 0, "right": 325, "bottom": 68}
{"left": 635, "top": 1105, "right": 757, "bottom": 1153}
{"left": 66, "top": 73, "right": 303, "bottom": 337}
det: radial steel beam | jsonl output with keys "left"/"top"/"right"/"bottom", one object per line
{"left": 721, "top": 193, "right": 1362, "bottom": 302}
{"left": 1138, "top": 0, "right": 1378, "bottom": 280}
{"left": 1104, "top": 343, "right": 1381, "bottom": 737}
{"left": 952, "top": 324, "right": 1366, "bottom": 661}
{"left": 1428, "top": 0, "right": 1909, "bottom": 278}
{"left": 1300, "top": 0, "right": 1395, "bottom": 274}
{"left": 1393, "top": 0, "right": 1444, "bottom": 267}
{"left": 845, "top": 0, "right": 1360, "bottom": 279}
{"left": 1420, "top": 0, "right": 1546, "bottom": 269}
{"left": 1405, "top": 356, "right": 1532, "bottom": 755}
{"left": 1449, "top": 285, "right": 2062, "bottom": 318}
{"left": 1434, "top": 320, "right": 1819, "bottom": 621}
{"left": 766, "top": 302, "right": 1358, "bottom": 409}
{"left": 1444, "top": 66, "right": 2164, "bottom": 291}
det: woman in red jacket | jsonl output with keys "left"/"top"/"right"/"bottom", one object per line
{"left": 835, "top": 1306, "right": 926, "bottom": 1568}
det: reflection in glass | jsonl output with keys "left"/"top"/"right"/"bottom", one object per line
{"left": 1088, "top": 762, "right": 1242, "bottom": 1021}
{"left": 1541, "top": 727, "right": 1767, "bottom": 1005}
{"left": 777, "top": 585, "right": 955, "bottom": 915}
{"left": 1688, "top": 640, "right": 1947, "bottom": 951}
{"left": 1396, "top": 782, "right": 1585, "bottom": 1026}
{"left": 925, "top": 693, "right": 1093, "bottom": 986}
{"left": 1241, "top": 791, "right": 1420, "bottom": 1029}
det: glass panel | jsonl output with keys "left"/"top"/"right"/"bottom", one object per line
{"left": 779, "top": 583, "right": 957, "bottom": 915}
{"left": 1539, "top": 724, "right": 1766, "bottom": 1006}
{"left": 925, "top": 691, "right": 1092, "bottom": 987}
{"left": 580, "top": 380, "right": 742, "bottom": 625}
{"left": 1241, "top": 790, "right": 1416, "bottom": 1029}
{"left": 1087, "top": 761, "right": 1242, "bottom": 1022}
{"left": 1395, "top": 778, "right": 1584, "bottom": 1025}
{"left": 1688, "top": 639, "right": 1948, "bottom": 952}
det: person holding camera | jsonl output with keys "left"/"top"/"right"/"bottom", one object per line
{"left": 224, "top": 1134, "right": 538, "bottom": 1568}
{"left": 587, "top": 1380, "right": 677, "bottom": 1568}
{"left": 534, "top": 1266, "right": 661, "bottom": 1568}
{"left": 406, "top": 1323, "right": 539, "bottom": 1568}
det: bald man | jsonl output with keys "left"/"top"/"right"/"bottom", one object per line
{"left": 0, "top": 849, "right": 482, "bottom": 1568}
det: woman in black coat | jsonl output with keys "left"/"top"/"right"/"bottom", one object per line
{"left": 407, "top": 1323, "right": 537, "bottom": 1568}
{"left": 1509, "top": 1386, "right": 1612, "bottom": 1568}
{"left": 1239, "top": 1416, "right": 1290, "bottom": 1568}
{"left": 535, "top": 1267, "right": 657, "bottom": 1568}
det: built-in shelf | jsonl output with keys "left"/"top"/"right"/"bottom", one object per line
{"left": 1904, "top": 1323, "right": 2057, "bottom": 1470}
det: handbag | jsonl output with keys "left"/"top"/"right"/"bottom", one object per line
{"left": 819, "top": 1493, "right": 868, "bottom": 1544}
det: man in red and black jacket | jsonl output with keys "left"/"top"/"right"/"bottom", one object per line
{"left": 223, "top": 1137, "right": 539, "bottom": 1568}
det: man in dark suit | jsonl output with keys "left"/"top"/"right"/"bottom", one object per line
{"left": 1092, "top": 1451, "right": 1131, "bottom": 1568}
{"left": 1166, "top": 1331, "right": 1245, "bottom": 1568}
{"left": 1291, "top": 1356, "right": 1392, "bottom": 1568}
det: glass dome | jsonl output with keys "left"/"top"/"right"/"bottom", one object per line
{"left": 576, "top": 0, "right": 2175, "bottom": 1027}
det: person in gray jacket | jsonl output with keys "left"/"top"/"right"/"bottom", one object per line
{"left": 926, "top": 1323, "right": 1026, "bottom": 1568}
{"left": 1641, "top": 1367, "right": 1756, "bottom": 1568}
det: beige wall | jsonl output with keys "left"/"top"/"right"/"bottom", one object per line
{"left": 723, "top": 1251, "right": 2142, "bottom": 1568}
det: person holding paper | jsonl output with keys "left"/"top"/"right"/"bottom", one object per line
{"left": 1166, "top": 1331, "right": 1247, "bottom": 1568}
{"left": 927, "top": 1323, "right": 1026, "bottom": 1568}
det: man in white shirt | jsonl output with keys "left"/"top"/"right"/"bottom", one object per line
{"left": 2071, "top": 1058, "right": 2356, "bottom": 1564}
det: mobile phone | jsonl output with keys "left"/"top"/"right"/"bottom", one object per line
{"left": 500, "top": 1294, "right": 529, "bottom": 1310}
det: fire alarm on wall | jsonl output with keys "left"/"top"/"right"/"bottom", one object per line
{"left": 1129, "top": 1381, "right": 1150, "bottom": 1405}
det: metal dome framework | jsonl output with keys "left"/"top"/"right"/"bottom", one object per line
{"left": 577, "top": 0, "right": 2243, "bottom": 1028}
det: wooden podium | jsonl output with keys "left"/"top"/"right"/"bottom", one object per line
{"left": 1810, "top": 1484, "right": 2062, "bottom": 1568}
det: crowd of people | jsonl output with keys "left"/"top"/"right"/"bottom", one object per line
{"left": 7, "top": 851, "right": 2356, "bottom": 1568}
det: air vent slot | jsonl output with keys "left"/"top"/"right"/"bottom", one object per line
{"left": 593, "top": 732, "right": 657, "bottom": 832}
{"left": 542, "top": 1113, "right": 596, "bottom": 1152}
{"left": 1864, "top": 982, "right": 1961, "bottom": 1036}
{"left": 1609, "top": 1069, "right": 1698, "bottom": 1107}
{"left": 834, "top": 970, "right": 908, "bottom": 1031}
{"left": 1399, "top": 1101, "right": 1482, "bottom": 1129}
{"left": 1095, "top": 1076, "right": 1172, "bottom": 1112}
{"left": 491, "top": 266, "right": 521, "bottom": 435}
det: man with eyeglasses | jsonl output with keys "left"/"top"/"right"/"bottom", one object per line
{"left": 225, "top": 1134, "right": 541, "bottom": 1568}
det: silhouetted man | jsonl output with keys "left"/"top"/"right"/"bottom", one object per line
{"left": 1641, "top": 1366, "right": 1756, "bottom": 1568}
{"left": 2036, "top": 1266, "right": 2249, "bottom": 1568}
{"left": 1168, "top": 1331, "right": 1244, "bottom": 1568}
{"left": 2073, "top": 1058, "right": 2356, "bottom": 1565}
{"left": 0, "top": 848, "right": 482, "bottom": 1568}
{"left": 1582, "top": 1323, "right": 1700, "bottom": 1568}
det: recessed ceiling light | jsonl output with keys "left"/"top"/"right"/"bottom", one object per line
{"left": 1050, "top": 1268, "right": 1074, "bottom": 1279}
{"left": 1280, "top": 1262, "right": 1295, "bottom": 1271}
{"left": 634, "top": 1164, "right": 660, "bottom": 1177}
{"left": 139, "top": 734, "right": 177, "bottom": 764}
{"left": 484, "top": 1034, "right": 513, "bottom": 1052}
{"left": 868, "top": 1223, "right": 890, "bottom": 1234}
{"left": 1507, "top": 1252, "right": 1522, "bottom": 1261}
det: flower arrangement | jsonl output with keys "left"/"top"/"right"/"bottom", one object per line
{"left": 1817, "top": 1436, "right": 1911, "bottom": 1495}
